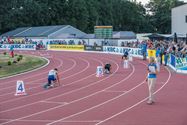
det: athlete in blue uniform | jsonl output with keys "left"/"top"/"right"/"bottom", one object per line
{"left": 44, "top": 68, "right": 60, "bottom": 89}
{"left": 147, "top": 57, "right": 158, "bottom": 105}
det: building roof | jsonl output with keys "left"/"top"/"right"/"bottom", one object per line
{"left": 113, "top": 31, "right": 136, "bottom": 39}
{"left": 83, "top": 34, "right": 95, "bottom": 39}
{"left": 142, "top": 33, "right": 186, "bottom": 39}
{"left": 172, "top": 3, "right": 187, "bottom": 10}
{"left": 0, "top": 25, "right": 86, "bottom": 38}
{"left": 1, "top": 27, "right": 29, "bottom": 37}
{"left": 83, "top": 31, "right": 137, "bottom": 39}
{"left": 136, "top": 33, "right": 151, "bottom": 41}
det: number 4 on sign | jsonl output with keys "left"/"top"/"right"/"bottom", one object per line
{"left": 15, "top": 80, "right": 27, "bottom": 96}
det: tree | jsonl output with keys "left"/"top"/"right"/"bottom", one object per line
{"left": 146, "top": 0, "right": 184, "bottom": 34}
{"left": 0, "top": 0, "right": 185, "bottom": 34}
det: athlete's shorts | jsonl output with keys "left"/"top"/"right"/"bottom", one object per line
{"left": 48, "top": 75, "right": 56, "bottom": 86}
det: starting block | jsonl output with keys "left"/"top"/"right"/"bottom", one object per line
{"left": 129, "top": 55, "right": 133, "bottom": 62}
{"left": 96, "top": 66, "right": 103, "bottom": 77}
{"left": 123, "top": 60, "right": 129, "bottom": 69}
{"left": 15, "top": 80, "right": 27, "bottom": 96}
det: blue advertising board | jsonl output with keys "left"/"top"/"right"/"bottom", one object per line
{"left": 0, "top": 44, "right": 36, "bottom": 50}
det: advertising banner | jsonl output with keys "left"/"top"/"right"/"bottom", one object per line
{"left": 84, "top": 46, "right": 95, "bottom": 51}
{"left": 48, "top": 45, "right": 84, "bottom": 51}
{"left": 0, "top": 44, "right": 36, "bottom": 50}
{"left": 175, "top": 56, "right": 187, "bottom": 68}
{"left": 84, "top": 46, "right": 103, "bottom": 51}
{"left": 103, "top": 46, "right": 142, "bottom": 57}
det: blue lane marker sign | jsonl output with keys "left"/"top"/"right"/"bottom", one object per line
{"left": 15, "top": 80, "right": 27, "bottom": 96}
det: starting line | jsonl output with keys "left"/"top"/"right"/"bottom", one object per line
{"left": 40, "top": 101, "right": 69, "bottom": 105}
{"left": 0, "top": 119, "right": 101, "bottom": 123}
{"left": 103, "top": 90, "right": 127, "bottom": 93}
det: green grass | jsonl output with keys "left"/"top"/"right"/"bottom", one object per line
{"left": 0, "top": 53, "right": 48, "bottom": 78}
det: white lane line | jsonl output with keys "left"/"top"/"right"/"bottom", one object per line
{"left": 0, "top": 119, "right": 100, "bottom": 123}
{"left": 46, "top": 67, "right": 148, "bottom": 125}
{"left": 47, "top": 61, "right": 167, "bottom": 125}
{"left": 103, "top": 90, "right": 127, "bottom": 93}
{"left": 0, "top": 57, "right": 87, "bottom": 104}
{"left": 0, "top": 52, "right": 72, "bottom": 86}
{"left": 0, "top": 57, "right": 65, "bottom": 96}
{"left": 0, "top": 57, "right": 63, "bottom": 91}
{"left": 95, "top": 64, "right": 171, "bottom": 125}
{"left": 59, "top": 120, "right": 101, "bottom": 123}
{"left": 0, "top": 119, "right": 52, "bottom": 122}
{"left": 40, "top": 101, "right": 68, "bottom": 105}
{"left": 0, "top": 57, "right": 101, "bottom": 113}
{"left": 0, "top": 58, "right": 121, "bottom": 125}
{"left": 0, "top": 55, "right": 50, "bottom": 80}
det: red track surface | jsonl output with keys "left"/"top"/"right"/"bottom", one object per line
{"left": 0, "top": 50, "right": 187, "bottom": 125}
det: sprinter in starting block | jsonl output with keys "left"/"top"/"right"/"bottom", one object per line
{"left": 43, "top": 68, "right": 60, "bottom": 89}
{"left": 122, "top": 51, "right": 129, "bottom": 68}
{"left": 104, "top": 63, "right": 112, "bottom": 74}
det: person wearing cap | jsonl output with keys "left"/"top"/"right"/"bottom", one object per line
{"left": 44, "top": 68, "right": 60, "bottom": 89}
{"left": 146, "top": 57, "right": 158, "bottom": 105}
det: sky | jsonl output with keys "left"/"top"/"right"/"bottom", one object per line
{"left": 136, "top": 0, "right": 187, "bottom": 5}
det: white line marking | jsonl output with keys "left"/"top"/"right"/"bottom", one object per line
{"left": 95, "top": 64, "right": 171, "bottom": 125}
{"left": 103, "top": 90, "right": 127, "bottom": 93}
{"left": 0, "top": 119, "right": 100, "bottom": 123}
{"left": 40, "top": 101, "right": 68, "bottom": 105}
{"left": 0, "top": 58, "right": 121, "bottom": 124}
{"left": 0, "top": 57, "right": 102, "bottom": 112}
{"left": 0, "top": 119, "right": 52, "bottom": 122}
{"left": 0, "top": 57, "right": 87, "bottom": 104}
{"left": 0, "top": 52, "right": 74, "bottom": 86}
{"left": 0, "top": 56, "right": 50, "bottom": 80}
{"left": 0, "top": 57, "right": 64, "bottom": 96}
{"left": 1, "top": 55, "right": 142, "bottom": 125}
{"left": 60, "top": 120, "right": 101, "bottom": 123}
{"left": 0, "top": 57, "right": 61, "bottom": 89}
{"left": 46, "top": 66, "right": 144, "bottom": 125}
{"left": 47, "top": 61, "right": 170, "bottom": 125}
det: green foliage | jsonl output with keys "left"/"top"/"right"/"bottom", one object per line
{"left": 7, "top": 61, "right": 11, "bottom": 65}
{"left": 19, "top": 55, "right": 23, "bottom": 59}
{"left": 0, "top": 0, "right": 185, "bottom": 34}
{"left": 146, "top": 0, "right": 184, "bottom": 33}
{"left": 0, "top": 55, "right": 47, "bottom": 78}
{"left": 17, "top": 57, "right": 21, "bottom": 62}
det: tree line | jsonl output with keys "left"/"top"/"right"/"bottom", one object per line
{"left": 0, "top": 0, "right": 185, "bottom": 34}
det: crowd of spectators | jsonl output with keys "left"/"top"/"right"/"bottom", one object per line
{"left": 120, "top": 41, "right": 140, "bottom": 48}
{"left": 142, "top": 40, "right": 187, "bottom": 58}
{"left": 1, "top": 36, "right": 187, "bottom": 58}
{"left": 48, "top": 39, "right": 87, "bottom": 45}
{"left": 0, "top": 37, "right": 46, "bottom": 49}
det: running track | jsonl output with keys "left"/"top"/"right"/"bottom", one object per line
{"left": 0, "top": 50, "right": 187, "bottom": 125}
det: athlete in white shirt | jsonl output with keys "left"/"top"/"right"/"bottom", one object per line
{"left": 44, "top": 68, "right": 60, "bottom": 89}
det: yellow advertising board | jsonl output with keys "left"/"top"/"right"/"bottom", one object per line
{"left": 10, "top": 38, "right": 24, "bottom": 43}
{"left": 48, "top": 45, "right": 84, "bottom": 51}
{"left": 147, "top": 49, "right": 156, "bottom": 58}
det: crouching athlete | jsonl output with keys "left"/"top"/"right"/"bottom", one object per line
{"left": 104, "top": 63, "right": 112, "bottom": 74}
{"left": 44, "top": 68, "right": 60, "bottom": 89}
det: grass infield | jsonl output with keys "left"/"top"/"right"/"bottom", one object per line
{"left": 0, "top": 53, "right": 47, "bottom": 78}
